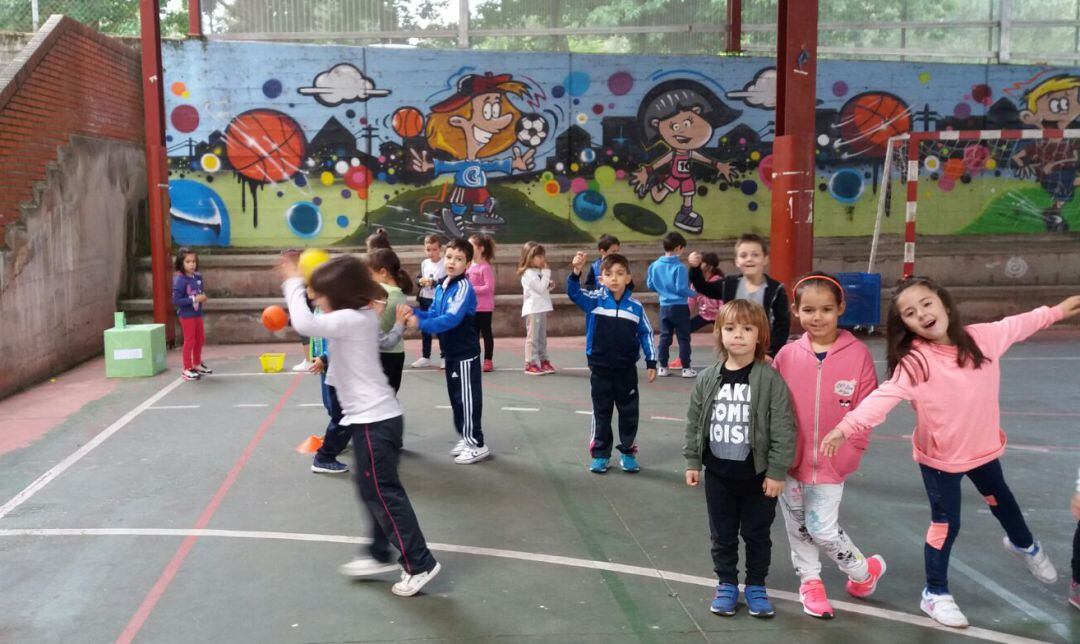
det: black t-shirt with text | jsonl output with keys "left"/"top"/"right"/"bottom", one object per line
{"left": 703, "top": 362, "right": 756, "bottom": 478}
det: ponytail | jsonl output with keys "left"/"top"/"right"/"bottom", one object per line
{"left": 368, "top": 248, "right": 412, "bottom": 295}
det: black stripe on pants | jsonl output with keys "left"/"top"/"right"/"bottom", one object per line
{"left": 588, "top": 366, "right": 638, "bottom": 458}
{"left": 445, "top": 356, "right": 484, "bottom": 447}
{"left": 476, "top": 311, "right": 494, "bottom": 361}
{"left": 704, "top": 462, "right": 776, "bottom": 587}
{"left": 350, "top": 416, "right": 437, "bottom": 574}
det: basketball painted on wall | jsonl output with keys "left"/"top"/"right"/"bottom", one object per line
{"left": 837, "top": 92, "right": 911, "bottom": 158}
{"left": 224, "top": 109, "right": 308, "bottom": 183}
{"left": 391, "top": 107, "right": 424, "bottom": 138}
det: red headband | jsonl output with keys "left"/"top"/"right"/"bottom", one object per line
{"left": 794, "top": 275, "right": 845, "bottom": 301}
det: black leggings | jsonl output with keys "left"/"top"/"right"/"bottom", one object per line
{"left": 380, "top": 352, "right": 405, "bottom": 393}
{"left": 476, "top": 311, "right": 494, "bottom": 361}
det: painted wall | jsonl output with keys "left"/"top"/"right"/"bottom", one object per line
{"left": 161, "top": 41, "right": 1080, "bottom": 247}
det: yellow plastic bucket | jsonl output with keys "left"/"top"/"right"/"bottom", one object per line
{"left": 259, "top": 353, "right": 286, "bottom": 373}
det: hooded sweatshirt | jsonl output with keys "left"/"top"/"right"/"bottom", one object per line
{"left": 172, "top": 272, "right": 205, "bottom": 319}
{"left": 773, "top": 330, "right": 879, "bottom": 484}
{"left": 836, "top": 305, "right": 1064, "bottom": 473}
{"left": 646, "top": 255, "right": 696, "bottom": 307}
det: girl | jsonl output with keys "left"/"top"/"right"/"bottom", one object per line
{"left": 772, "top": 272, "right": 885, "bottom": 620}
{"left": 689, "top": 251, "right": 723, "bottom": 332}
{"left": 366, "top": 227, "right": 392, "bottom": 252}
{"left": 468, "top": 233, "right": 496, "bottom": 372}
{"left": 368, "top": 248, "right": 414, "bottom": 393}
{"left": 518, "top": 241, "right": 554, "bottom": 375}
{"left": 279, "top": 253, "right": 440, "bottom": 596}
{"left": 172, "top": 247, "right": 210, "bottom": 381}
{"left": 684, "top": 300, "right": 796, "bottom": 619}
{"left": 821, "top": 277, "right": 1080, "bottom": 628}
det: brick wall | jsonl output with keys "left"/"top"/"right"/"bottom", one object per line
{"left": 0, "top": 15, "right": 143, "bottom": 247}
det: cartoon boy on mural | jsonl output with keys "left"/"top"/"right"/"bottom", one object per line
{"left": 1012, "top": 74, "right": 1080, "bottom": 232}
{"left": 630, "top": 80, "right": 740, "bottom": 235}
{"left": 410, "top": 72, "right": 536, "bottom": 237}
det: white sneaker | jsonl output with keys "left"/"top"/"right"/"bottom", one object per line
{"left": 450, "top": 439, "right": 466, "bottom": 456}
{"left": 411, "top": 357, "right": 432, "bottom": 368}
{"left": 440, "top": 360, "right": 446, "bottom": 369}
{"left": 454, "top": 444, "right": 491, "bottom": 464}
{"left": 681, "top": 368, "right": 698, "bottom": 378}
{"left": 1003, "top": 537, "right": 1058, "bottom": 583}
{"left": 920, "top": 589, "right": 969, "bottom": 628}
{"left": 656, "top": 366, "right": 669, "bottom": 377}
{"left": 338, "top": 557, "right": 399, "bottom": 578}
{"left": 391, "top": 562, "right": 442, "bottom": 597}
{"left": 292, "top": 359, "right": 314, "bottom": 372}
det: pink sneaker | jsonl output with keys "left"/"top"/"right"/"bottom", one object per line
{"left": 846, "top": 554, "right": 886, "bottom": 598}
{"left": 540, "top": 360, "right": 556, "bottom": 374}
{"left": 670, "top": 358, "right": 682, "bottom": 369}
{"left": 483, "top": 359, "right": 494, "bottom": 373}
{"left": 799, "top": 579, "right": 834, "bottom": 619}
{"left": 524, "top": 363, "right": 543, "bottom": 376}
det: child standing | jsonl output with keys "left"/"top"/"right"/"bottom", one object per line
{"left": 689, "top": 233, "right": 790, "bottom": 358}
{"left": 821, "top": 277, "right": 1080, "bottom": 628}
{"left": 518, "top": 242, "right": 555, "bottom": 375}
{"left": 684, "top": 299, "right": 796, "bottom": 618}
{"left": 172, "top": 247, "right": 210, "bottom": 381}
{"left": 280, "top": 254, "right": 440, "bottom": 597}
{"left": 468, "top": 234, "right": 496, "bottom": 372}
{"left": 409, "top": 238, "right": 490, "bottom": 464}
{"left": 584, "top": 234, "right": 621, "bottom": 290}
{"left": 412, "top": 234, "right": 446, "bottom": 369}
{"left": 647, "top": 232, "right": 698, "bottom": 378}
{"left": 689, "top": 251, "right": 723, "bottom": 332}
{"left": 369, "top": 248, "right": 413, "bottom": 393}
{"left": 567, "top": 251, "right": 657, "bottom": 474}
{"left": 772, "top": 272, "right": 885, "bottom": 619}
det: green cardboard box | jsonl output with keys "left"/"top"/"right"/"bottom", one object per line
{"left": 104, "top": 323, "right": 167, "bottom": 378}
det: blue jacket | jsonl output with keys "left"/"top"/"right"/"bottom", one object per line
{"left": 172, "top": 272, "right": 204, "bottom": 318}
{"left": 567, "top": 273, "right": 657, "bottom": 370}
{"left": 413, "top": 273, "right": 480, "bottom": 361}
{"left": 646, "top": 255, "right": 696, "bottom": 307}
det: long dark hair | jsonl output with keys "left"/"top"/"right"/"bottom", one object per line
{"left": 469, "top": 233, "right": 495, "bottom": 261}
{"left": 174, "top": 247, "right": 197, "bottom": 273}
{"left": 308, "top": 255, "right": 384, "bottom": 311}
{"left": 886, "top": 276, "right": 987, "bottom": 383}
{"left": 365, "top": 227, "right": 392, "bottom": 252}
{"left": 367, "top": 248, "right": 414, "bottom": 295}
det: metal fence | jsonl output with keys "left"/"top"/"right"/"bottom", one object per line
{"left": 3, "top": 0, "right": 1080, "bottom": 64}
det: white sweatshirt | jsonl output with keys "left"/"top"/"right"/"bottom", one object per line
{"left": 520, "top": 267, "right": 553, "bottom": 316}
{"left": 418, "top": 257, "right": 446, "bottom": 300}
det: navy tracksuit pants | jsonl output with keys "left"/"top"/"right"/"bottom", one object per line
{"left": 659, "top": 304, "right": 692, "bottom": 369}
{"left": 588, "top": 365, "right": 639, "bottom": 458}
{"left": 445, "top": 355, "right": 484, "bottom": 447}
{"left": 315, "top": 376, "right": 350, "bottom": 462}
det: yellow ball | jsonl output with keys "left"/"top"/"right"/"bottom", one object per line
{"left": 299, "top": 249, "right": 331, "bottom": 281}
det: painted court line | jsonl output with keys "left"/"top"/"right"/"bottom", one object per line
{"left": 147, "top": 405, "right": 200, "bottom": 410}
{"left": 501, "top": 407, "right": 539, "bottom": 412}
{"left": 297, "top": 403, "right": 323, "bottom": 407}
{"left": 575, "top": 410, "right": 592, "bottom": 415}
{"left": 0, "top": 377, "right": 185, "bottom": 520}
{"left": 0, "top": 527, "right": 1049, "bottom": 644}
{"left": 233, "top": 403, "right": 268, "bottom": 408}
{"left": 651, "top": 416, "right": 683, "bottom": 422}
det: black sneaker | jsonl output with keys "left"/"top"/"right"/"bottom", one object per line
{"left": 311, "top": 459, "right": 349, "bottom": 474}
{"left": 181, "top": 369, "right": 201, "bottom": 381}
{"left": 440, "top": 207, "right": 465, "bottom": 237}
{"left": 674, "top": 207, "right": 703, "bottom": 234}
{"left": 195, "top": 363, "right": 213, "bottom": 375}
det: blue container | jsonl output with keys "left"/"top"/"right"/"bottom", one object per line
{"left": 837, "top": 272, "right": 882, "bottom": 328}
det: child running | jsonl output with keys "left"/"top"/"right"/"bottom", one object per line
{"left": 772, "top": 272, "right": 885, "bottom": 619}
{"left": 368, "top": 248, "right": 413, "bottom": 393}
{"left": 689, "top": 251, "right": 723, "bottom": 332}
{"left": 412, "top": 234, "right": 445, "bottom": 369}
{"left": 468, "top": 234, "right": 497, "bottom": 372}
{"left": 684, "top": 299, "right": 796, "bottom": 618}
{"left": 820, "top": 277, "right": 1080, "bottom": 627}
{"left": 518, "top": 241, "right": 555, "bottom": 375}
{"left": 172, "top": 247, "right": 210, "bottom": 381}
{"left": 279, "top": 253, "right": 440, "bottom": 596}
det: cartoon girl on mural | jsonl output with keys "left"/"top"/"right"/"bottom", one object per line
{"left": 410, "top": 72, "right": 536, "bottom": 237}
{"left": 630, "top": 80, "right": 740, "bottom": 235}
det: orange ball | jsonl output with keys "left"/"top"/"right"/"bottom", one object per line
{"left": 261, "top": 305, "right": 289, "bottom": 332}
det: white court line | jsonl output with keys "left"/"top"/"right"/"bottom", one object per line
{"left": 147, "top": 405, "right": 200, "bottom": 410}
{"left": 651, "top": 416, "right": 683, "bottom": 422}
{"left": 575, "top": 410, "right": 592, "bottom": 415}
{"left": 501, "top": 407, "right": 539, "bottom": 412}
{"left": 233, "top": 404, "right": 268, "bottom": 408}
{"left": 435, "top": 405, "right": 452, "bottom": 409}
{"left": 0, "top": 527, "right": 1049, "bottom": 644}
{"left": 0, "top": 378, "right": 185, "bottom": 520}
{"left": 297, "top": 403, "right": 323, "bottom": 407}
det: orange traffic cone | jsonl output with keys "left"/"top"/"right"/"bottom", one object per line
{"left": 296, "top": 434, "right": 324, "bottom": 454}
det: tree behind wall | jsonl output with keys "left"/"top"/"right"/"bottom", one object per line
{"left": 0, "top": 0, "right": 188, "bottom": 37}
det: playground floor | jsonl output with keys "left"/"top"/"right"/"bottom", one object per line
{"left": 1, "top": 333, "right": 1078, "bottom": 643}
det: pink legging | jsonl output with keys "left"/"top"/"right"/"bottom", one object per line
{"left": 179, "top": 316, "right": 205, "bottom": 370}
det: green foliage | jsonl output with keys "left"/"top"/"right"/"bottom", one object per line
{"left": 0, "top": 0, "right": 189, "bottom": 37}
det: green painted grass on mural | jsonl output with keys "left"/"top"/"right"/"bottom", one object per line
{"left": 960, "top": 186, "right": 1080, "bottom": 234}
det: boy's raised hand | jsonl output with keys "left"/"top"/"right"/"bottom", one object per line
{"left": 762, "top": 477, "right": 784, "bottom": 498}
{"left": 685, "top": 469, "right": 700, "bottom": 487}
{"left": 1056, "top": 295, "right": 1080, "bottom": 318}
{"left": 687, "top": 251, "right": 702, "bottom": 268}
{"left": 571, "top": 251, "right": 588, "bottom": 274}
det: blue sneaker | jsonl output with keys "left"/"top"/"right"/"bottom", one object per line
{"left": 710, "top": 583, "right": 739, "bottom": 616}
{"left": 589, "top": 457, "right": 610, "bottom": 473}
{"left": 744, "top": 585, "right": 775, "bottom": 618}
{"left": 620, "top": 453, "right": 641, "bottom": 473}
{"left": 311, "top": 458, "right": 349, "bottom": 474}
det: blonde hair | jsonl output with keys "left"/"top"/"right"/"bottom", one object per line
{"left": 1024, "top": 74, "right": 1080, "bottom": 113}
{"left": 714, "top": 299, "right": 771, "bottom": 362}
{"left": 517, "top": 241, "right": 546, "bottom": 275}
{"left": 425, "top": 85, "right": 527, "bottom": 159}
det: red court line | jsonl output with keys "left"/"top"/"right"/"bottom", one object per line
{"left": 115, "top": 374, "right": 303, "bottom": 644}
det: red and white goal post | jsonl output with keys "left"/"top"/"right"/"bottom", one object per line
{"left": 871, "top": 128, "right": 1080, "bottom": 277}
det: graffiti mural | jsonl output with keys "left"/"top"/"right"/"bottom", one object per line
{"left": 160, "top": 41, "right": 1080, "bottom": 247}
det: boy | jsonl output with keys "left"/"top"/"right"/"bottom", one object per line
{"left": 584, "top": 234, "right": 621, "bottom": 290}
{"left": 647, "top": 231, "right": 698, "bottom": 378}
{"left": 409, "top": 238, "right": 489, "bottom": 464}
{"left": 688, "top": 233, "right": 790, "bottom": 358}
{"left": 411, "top": 234, "right": 446, "bottom": 368}
{"left": 567, "top": 251, "right": 657, "bottom": 474}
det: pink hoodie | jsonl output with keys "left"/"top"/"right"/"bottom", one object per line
{"left": 467, "top": 262, "right": 495, "bottom": 312}
{"left": 837, "top": 305, "right": 1065, "bottom": 473}
{"left": 773, "top": 329, "right": 879, "bottom": 484}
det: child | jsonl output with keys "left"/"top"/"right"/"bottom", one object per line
{"left": 412, "top": 234, "right": 446, "bottom": 369}
{"left": 468, "top": 234, "right": 496, "bottom": 372}
{"left": 172, "top": 247, "right": 210, "bottom": 381}
{"left": 368, "top": 248, "right": 413, "bottom": 393}
{"left": 689, "top": 251, "right": 723, "bottom": 332}
{"left": 684, "top": 299, "right": 796, "bottom": 618}
{"left": 518, "top": 241, "right": 555, "bottom": 375}
{"left": 1071, "top": 466, "right": 1080, "bottom": 611}
{"left": 772, "top": 272, "right": 885, "bottom": 619}
{"left": 279, "top": 254, "right": 440, "bottom": 596}
{"left": 567, "top": 251, "right": 657, "bottom": 474}
{"left": 366, "top": 227, "right": 392, "bottom": 252}
{"left": 820, "top": 277, "right": 1080, "bottom": 628}
{"left": 647, "top": 231, "right": 698, "bottom": 378}
{"left": 409, "top": 238, "right": 490, "bottom": 464}
{"left": 689, "top": 233, "right": 790, "bottom": 358}
{"left": 584, "top": 234, "right": 621, "bottom": 290}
